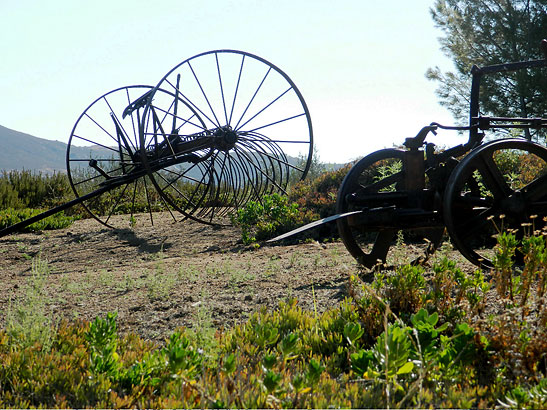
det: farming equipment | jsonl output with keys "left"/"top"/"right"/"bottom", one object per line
{"left": 272, "top": 48, "right": 547, "bottom": 269}
{"left": 0, "top": 50, "right": 313, "bottom": 236}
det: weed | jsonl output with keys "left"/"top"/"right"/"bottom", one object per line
{"left": 5, "top": 255, "right": 56, "bottom": 350}
{"left": 145, "top": 270, "right": 178, "bottom": 301}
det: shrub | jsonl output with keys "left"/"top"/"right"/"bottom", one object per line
{"left": 0, "top": 170, "right": 71, "bottom": 210}
{"left": 232, "top": 193, "right": 312, "bottom": 244}
{"left": 0, "top": 208, "right": 76, "bottom": 232}
{"left": 288, "top": 163, "right": 352, "bottom": 221}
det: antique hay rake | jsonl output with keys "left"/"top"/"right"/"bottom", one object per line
{"left": 0, "top": 50, "right": 313, "bottom": 236}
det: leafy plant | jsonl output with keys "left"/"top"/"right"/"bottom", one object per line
{"left": 232, "top": 193, "right": 308, "bottom": 244}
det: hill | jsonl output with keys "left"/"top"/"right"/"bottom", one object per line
{"left": 0, "top": 125, "right": 69, "bottom": 173}
{"left": 0, "top": 124, "right": 348, "bottom": 175}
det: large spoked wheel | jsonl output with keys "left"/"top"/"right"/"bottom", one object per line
{"left": 67, "top": 85, "right": 205, "bottom": 228}
{"left": 336, "top": 149, "right": 444, "bottom": 268}
{"left": 444, "top": 138, "right": 547, "bottom": 268}
{"left": 139, "top": 49, "right": 313, "bottom": 225}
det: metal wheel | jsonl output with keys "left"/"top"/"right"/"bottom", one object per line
{"left": 67, "top": 85, "right": 205, "bottom": 228}
{"left": 444, "top": 138, "right": 547, "bottom": 268}
{"left": 139, "top": 49, "right": 313, "bottom": 225}
{"left": 336, "top": 149, "right": 444, "bottom": 268}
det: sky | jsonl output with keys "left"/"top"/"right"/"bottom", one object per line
{"left": 1, "top": 0, "right": 461, "bottom": 163}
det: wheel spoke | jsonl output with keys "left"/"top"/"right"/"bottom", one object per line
{"left": 474, "top": 151, "right": 512, "bottom": 200}
{"left": 188, "top": 60, "right": 221, "bottom": 127}
{"left": 234, "top": 66, "right": 271, "bottom": 130}
{"left": 215, "top": 52, "right": 229, "bottom": 126}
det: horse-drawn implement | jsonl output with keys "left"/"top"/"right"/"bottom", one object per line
{"left": 272, "top": 50, "right": 547, "bottom": 269}
{"left": 0, "top": 50, "right": 313, "bottom": 236}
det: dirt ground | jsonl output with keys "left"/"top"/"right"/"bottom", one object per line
{"left": 0, "top": 212, "right": 476, "bottom": 342}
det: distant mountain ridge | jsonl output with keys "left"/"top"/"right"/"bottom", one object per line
{"left": 0, "top": 124, "right": 348, "bottom": 175}
{"left": 0, "top": 125, "right": 69, "bottom": 173}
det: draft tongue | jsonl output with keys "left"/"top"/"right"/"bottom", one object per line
{"left": 266, "top": 211, "right": 363, "bottom": 242}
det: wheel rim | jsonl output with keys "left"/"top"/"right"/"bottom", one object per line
{"left": 139, "top": 50, "right": 313, "bottom": 225}
{"left": 67, "top": 85, "right": 205, "bottom": 228}
{"left": 444, "top": 139, "right": 547, "bottom": 268}
{"left": 336, "top": 149, "right": 443, "bottom": 268}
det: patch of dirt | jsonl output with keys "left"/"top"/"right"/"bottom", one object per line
{"left": 0, "top": 213, "right": 363, "bottom": 341}
{"left": 0, "top": 212, "right": 481, "bottom": 342}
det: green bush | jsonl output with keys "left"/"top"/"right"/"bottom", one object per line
{"left": 288, "top": 163, "right": 352, "bottom": 220}
{"left": 0, "top": 170, "right": 72, "bottom": 210}
{"left": 0, "top": 208, "right": 76, "bottom": 232}
{"left": 232, "top": 193, "right": 312, "bottom": 244}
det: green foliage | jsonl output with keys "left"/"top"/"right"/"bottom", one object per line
{"left": 288, "top": 163, "right": 351, "bottom": 220}
{"left": 0, "top": 208, "right": 76, "bottom": 232}
{"left": 5, "top": 256, "right": 56, "bottom": 351}
{"left": 234, "top": 164, "right": 353, "bottom": 244}
{"left": 4, "top": 231, "right": 547, "bottom": 407}
{"left": 232, "top": 193, "right": 309, "bottom": 244}
{"left": 0, "top": 170, "right": 71, "bottom": 210}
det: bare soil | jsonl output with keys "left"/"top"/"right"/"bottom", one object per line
{"left": 0, "top": 212, "right": 475, "bottom": 342}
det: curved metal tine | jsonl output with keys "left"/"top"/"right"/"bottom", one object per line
{"left": 242, "top": 130, "right": 295, "bottom": 172}
{"left": 228, "top": 54, "right": 245, "bottom": 126}
{"left": 235, "top": 87, "right": 292, "bottom": 132}
{"left": 240, "top": 135, "right": 312, "bottom": 145}
{"left": 237, "top": 138, "right": 287, "bottom": 195}
{"left": 155, "top": 163, "right": 207, "bottom": 206}
{"left": 225, "top": 153, "right": 248, "bottom": 209}
{"left": 240, "top": 133, "right": 306, "bottom": 174}
{"left": 237, "top": 146, "right": 270, "bottom": 200}
{"left": 243, "top": 147, "right": 271, "bottom": 197}
{"left": 192, "top": 153, "right": 218, "bottom": 220}
{"left": 241, "top": 134, "right": 282, "bottom": 190}
{"left": 205, "top": 154, "right": 230, "bottom": 221}
{"left": 236, "top": 155, "right": 259, "bottom": 206}
{"left": 188, "top": 160, "right": 219, "bottom": 218}
{"left": 246, "top": 133, "right": 292, "bottom": 187}
{"left": 234, "top": 143, "right": 269, "bottom": 197}
{"left": 234, "top": 66, "right": 272, "bottom": 131}
{"left": 167, "top": 159, "right": 216, "bottom": 216}
{"left": 232, "top": 145, "right": 286, "bottom": 197}
{"left": 214, "top": 153, "right": 237, "bottom": 216}
{"left": 231, "top": 148, "right": 263, "bottom": 203}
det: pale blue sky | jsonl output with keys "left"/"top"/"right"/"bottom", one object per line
{"left": 1, "top": 0, "right": 460, "bottom": 163}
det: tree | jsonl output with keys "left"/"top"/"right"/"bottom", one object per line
{"left": 427, "top": 0, "right": 547, "bottom": 140}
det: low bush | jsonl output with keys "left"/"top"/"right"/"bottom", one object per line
{"left": 232, "top": 193, "right": 313, "bottom": 244}
{"left": 0, "top": 208, "right": 76, "bottom": 232}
